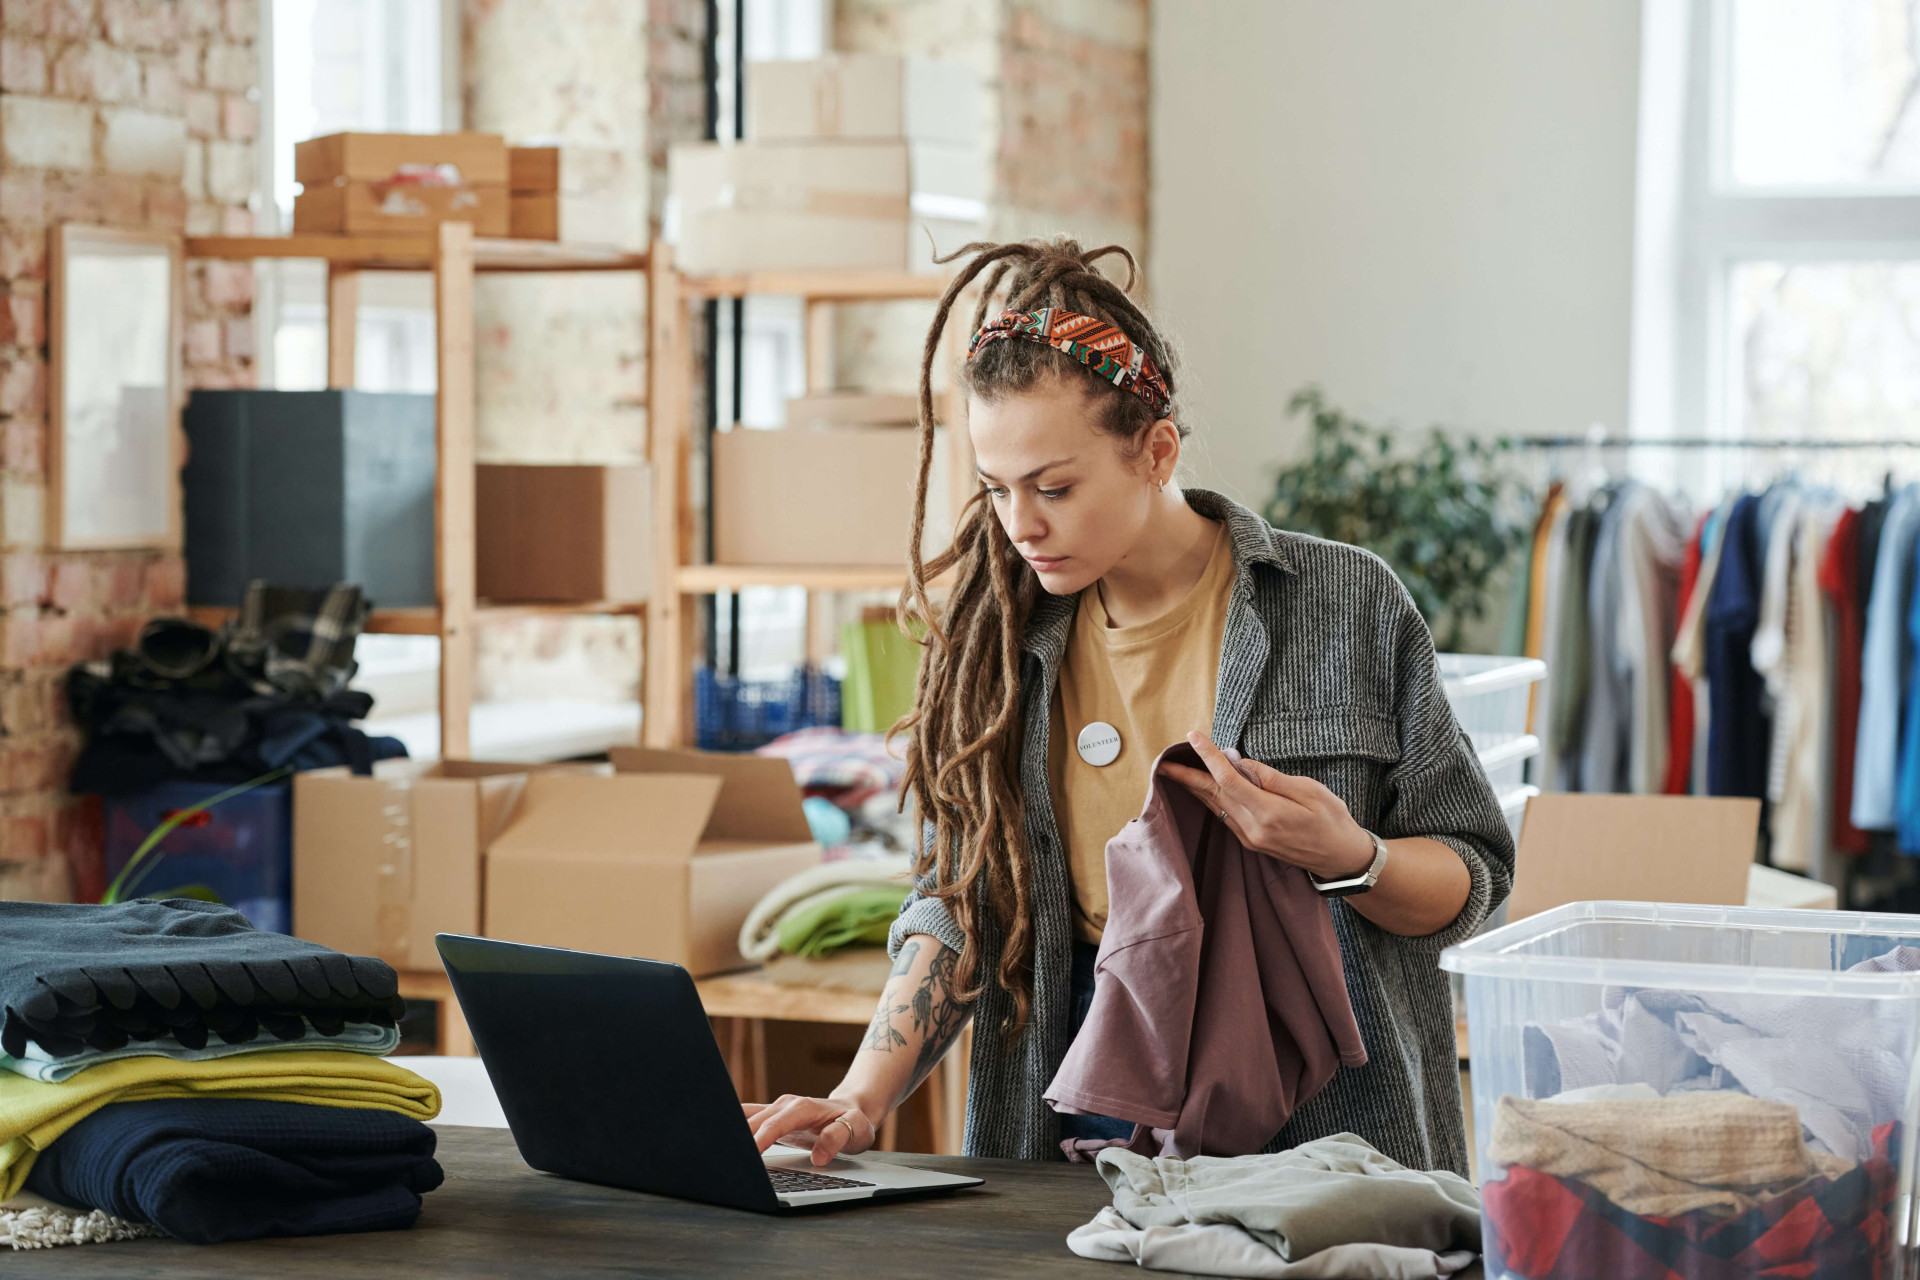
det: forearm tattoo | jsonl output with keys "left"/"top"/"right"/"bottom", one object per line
{"left": 862, "top": 939, "right": 970, "bottom": 1093}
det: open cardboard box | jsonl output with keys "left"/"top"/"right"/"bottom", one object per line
{"left": 294, "top": 760, "right": 590, "bottom": 971}
{"left": 484, "top": 747, "right": 821, "bottom": 976}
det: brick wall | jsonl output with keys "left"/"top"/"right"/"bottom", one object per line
{"left": 0, "top": 0, "right": 257, "bottom": 902}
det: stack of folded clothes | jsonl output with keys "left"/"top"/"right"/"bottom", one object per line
{"left": 0, "top": 899, "right": 443, "bottom": 1249}
{"left": 737, "top": 856, "right": 914, "bottom": 963}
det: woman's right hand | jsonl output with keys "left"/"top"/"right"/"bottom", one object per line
{"left": 742, "top": 1094, "right": 880, "bottom": 1167}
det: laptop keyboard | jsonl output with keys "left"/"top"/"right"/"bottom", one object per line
{"left": 767, "top": 1167, "right": 878, "bottom": 1194}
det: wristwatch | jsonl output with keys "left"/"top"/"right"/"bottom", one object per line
{"left": 1310, "top": 829, "right": 1389, "bottom": 898}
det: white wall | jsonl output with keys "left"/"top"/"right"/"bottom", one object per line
{"left": 1150, "top": 0, "right": 1644, "bottom": 507}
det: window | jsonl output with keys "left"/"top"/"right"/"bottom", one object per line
{"left": 1634, "top": 0, "right": 1920, "bottom": 483}
{"left": 256, "top": 0, "right": 447, "bottom": 393}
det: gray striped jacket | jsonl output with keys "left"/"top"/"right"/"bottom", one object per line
{"left": 888, "top": 487, "right": 1514, "bottom": 1176}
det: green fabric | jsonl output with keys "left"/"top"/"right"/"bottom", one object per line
{"left": 839, "top": 620, "right": 922, "bottom": 734}
{"left": 773, "top": 885, "right": 910, "bottom": 958}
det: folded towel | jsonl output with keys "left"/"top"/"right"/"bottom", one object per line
{"left": 25, "top": 1099, "right": 443, "bottom": 1243}
{"left": 0, "top": 899, "right": 404, "bottom": 1062}
{"left": 1, "top": 1191, "right": 158, "bottom": 1250}
{"left": 0, "top": 1050, "right": 441, "bottom": 1199}
{"left": 4, "top": 1021, "right": 400, "bottom": 1083}
{"left": 772, "top": 885, "right": 910, "bottom": 958}
{"left": 737, "top": 855, "right": 912, "bottom": 962}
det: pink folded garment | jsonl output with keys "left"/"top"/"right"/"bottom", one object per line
{"left": 1045, "top": 741, "right": 1367, "bottom": 1160}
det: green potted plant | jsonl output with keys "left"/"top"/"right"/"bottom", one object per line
{"left": 1264, "top": 388, "right": 1532, "bottom": 652}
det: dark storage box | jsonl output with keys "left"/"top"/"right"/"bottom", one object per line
{"left": 184, "top": 390, "right": 436, "bottom": 608}
{"left": 105, "top": 780, "right": 293, "bottom": 934}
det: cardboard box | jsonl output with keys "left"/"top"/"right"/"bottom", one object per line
{"left": 507, "top": 145, "right": 625, "bottom": 194}
{"left": 294, "top": 761, "right": 561, "bottom": 971}
{"left": 747, "top": 55, "right": 980, "bottom": 146}
{"left": 1506, "top": 794, "right": 1762, "bottom": 921}
{"left": 667, "top": 140, "right": 984, "bottom": 273}
{"left": 786, "top": 392, "right": 918, "bottom": 427}
{"left": 484, "top": 748, "right": 822, "bottom": 975}
{"left": 713, "top": 426, "right": 950, "bottom": 566}
{"left": 508, "top": 192, "right": 630, "bottom": 244}
{"left": 293, "top": 181, "right": 510, "bottom": 237}
{"left": 476, "top": 464, "right": 651, "bottom": 603}
{"left": 295, "top": 131, "right": 510, "bottom": 186}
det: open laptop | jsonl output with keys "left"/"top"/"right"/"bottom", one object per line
{"left": 434, "top": 933, "right": 983, "bottom": 1211}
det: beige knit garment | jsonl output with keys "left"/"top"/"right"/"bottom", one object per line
{"left": 1488, "top": 1093, "right": 1852, "bottom": 1218}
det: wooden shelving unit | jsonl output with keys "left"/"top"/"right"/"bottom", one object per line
{"left": 182, "top": 226, "right": 653, "bottom": 758}
{"left": 643, "top": 249, "right": 970, "bottom": 747}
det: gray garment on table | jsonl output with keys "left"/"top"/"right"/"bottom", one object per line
{"left": 889, "top": 489, "right": 1515, "bottom": 1175}
{"left": 1067, "top": 1135, "right": 1480, "bottom": 1277}
{"left": 1520, "top": 947, "right": 1920, "bottom": 1160}
{"left": 1070, "top": 1206, "right": 1476, "bottom": 1279}
{"left": 1580, "top": 485, "right": 1633, "bottom": 794}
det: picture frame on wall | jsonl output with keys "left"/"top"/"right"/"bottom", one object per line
{"left": 49, "top": 224, "right": 185, "bottom": 551}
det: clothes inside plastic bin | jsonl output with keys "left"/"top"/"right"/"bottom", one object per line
{"left": 1443, "top": 902, "right": 1920, "bottom": 1280}
{"left": 1438, "top": 654, "right": 1546, "bottom": 756}
{"left": 102, "top": 781, "right": 292, "bottom": 934}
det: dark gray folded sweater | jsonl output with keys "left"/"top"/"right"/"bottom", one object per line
{"left": 0, "top": 899, "right": 403, "bottom": 1060}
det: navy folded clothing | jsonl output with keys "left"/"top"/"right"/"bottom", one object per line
{"left": 0, "top": 899, "right": 403, "bottom": 1061}
{"left": 23, "top": 1099, "right": 443, "bottom": 1244}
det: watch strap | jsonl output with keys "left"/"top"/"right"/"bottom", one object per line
{"left": 1311, "top": 830, "right": 1389, "bottom": 898}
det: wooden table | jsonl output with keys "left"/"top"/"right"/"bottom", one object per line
{"left": 7, "top": 1126, "right": 1122, "bottom": 1279}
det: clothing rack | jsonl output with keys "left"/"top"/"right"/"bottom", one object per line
{"left": 1514, "top": 436, "right": 1920, "bottom": 449}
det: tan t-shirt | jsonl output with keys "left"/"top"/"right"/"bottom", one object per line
{"left": 1048, "top": 521, "right": 1233, "bottom": 942}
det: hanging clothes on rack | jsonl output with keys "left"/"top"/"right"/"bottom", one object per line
{"left": 1817, "top": 508, "right": 1869, "bottom": 857}
{"left": 1705, "top": 495, "right": 1770, "bottom": 799}
{"left": 1663, "top": 513, "right": 1708, "bottom": 795}
{"left": 1853, "top": 486, "right": 1920, "bottom": 832}
{"left": 1492, "top": 437, "right": 1920, "bottom": 908}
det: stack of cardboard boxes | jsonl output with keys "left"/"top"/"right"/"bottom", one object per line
{"left": 668, "top": 54, "right": 984, "bottom": 273}
{"left": 293, "top": 748, "right": 821, "bottom": 978}
{"left": 293, "top": 132, "right": 512, "bottom": 237}
{"left": 507, "top": 146, "right": 635, "bottom": 246}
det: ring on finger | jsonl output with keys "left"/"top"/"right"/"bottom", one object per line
{"left": 829, "top": 1114, "right": 856, "bottom": 1138}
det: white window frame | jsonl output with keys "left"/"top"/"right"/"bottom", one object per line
{"left": 1631, "top": 0, "right": 1920, "bottom": 467}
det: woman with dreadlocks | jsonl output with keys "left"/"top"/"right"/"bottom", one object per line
{"left": 742, "top": 238, "right": 1513, "bottom": 1177}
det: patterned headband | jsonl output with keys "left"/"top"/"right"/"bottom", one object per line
{"left": 967, "top": 307, "right": 1172, "bottom": 417}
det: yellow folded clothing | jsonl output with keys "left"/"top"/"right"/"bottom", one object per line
{"left": 0, "top": 1050, "right": 441, "bottom": 1200}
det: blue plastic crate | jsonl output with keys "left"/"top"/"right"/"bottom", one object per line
{"left": 696, "top": 667, "right": 843, "bottom": 752}
{"left": 103, "top": 780, "right": 293, "bottom": 933}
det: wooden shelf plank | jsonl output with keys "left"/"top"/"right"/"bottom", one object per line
{"left": 476, "top": 599, "right": 648, "bottom": 620}
{"left": 183, "top": 606, "right": 441, "bottom": 636}
{"left": 681, "top": 270, "right": 951, "bottom": 301}
{"left": 183, "top": 235, "right": 648, "bottom": 274}
{"left": 677, "top": 564, "right": 909, "bottom": 592}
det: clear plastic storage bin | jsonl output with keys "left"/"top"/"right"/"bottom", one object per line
{"left": 1442, "top": 901, "right": 1920, "bottom": 1280}
{"left": 1438, "top": 653, "right": 1546, "bottom": 756}
{"left": 1478, "top": 734, "right": 1540, "bottom": 797}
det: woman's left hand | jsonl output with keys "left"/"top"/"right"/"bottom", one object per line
{"left": 1158, "top": 731, "right": 1375, "bottom": 881}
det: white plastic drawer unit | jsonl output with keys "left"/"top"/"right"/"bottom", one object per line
{"left": 1442, "top": 901, "right": 1920, "bottom": 1280}
{"left": 1437, "top": 654, "right": 1546, "bottom": 757}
